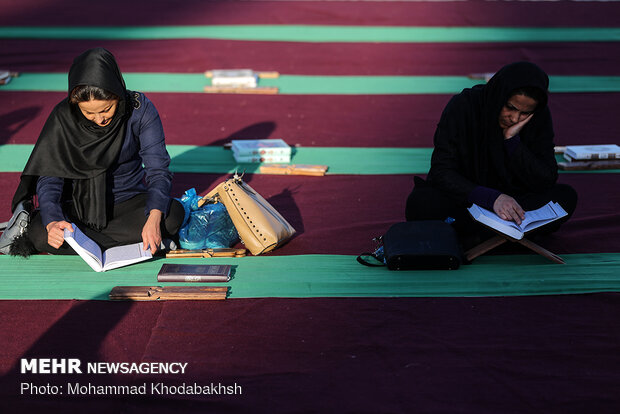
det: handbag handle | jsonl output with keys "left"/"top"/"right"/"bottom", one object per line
{"left": 197, "top": 184, "right": 223, "bottom": 208}
{"left": 198, "top": 171, "right": 246, "bottom": 207}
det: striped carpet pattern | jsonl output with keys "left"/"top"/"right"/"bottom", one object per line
{"left": 1, "top": 1, "right": 620, "bottom": 412}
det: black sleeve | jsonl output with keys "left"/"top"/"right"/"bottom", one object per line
{"left": 506, "top": 107, "right": 558, "bottom": 192}
{"left": 427, "top": 95, "right": 479, "bottom": 205}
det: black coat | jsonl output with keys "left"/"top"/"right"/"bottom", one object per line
{"left": 427, "top": 62, "right": 558, "bottom": 207}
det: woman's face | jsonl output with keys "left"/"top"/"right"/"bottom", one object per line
{"left": 77, "top": 99, "right": 119, "bottom": 127}
{"left": 498, "top": 94, "right": 537, "bottom": 130}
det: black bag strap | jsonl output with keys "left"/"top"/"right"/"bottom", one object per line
{"left": 357, "top": 234, "right": 386, "bottom": 267}
{"left": 356, "top": 252, "right": 386, "bottom": 267}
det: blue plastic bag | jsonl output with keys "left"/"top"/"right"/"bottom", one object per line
{"left": 176, "top": 188, "right": 239, "bottom": 250}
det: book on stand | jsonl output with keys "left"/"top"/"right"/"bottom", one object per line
{"left": 564, "top": 144, "right": 620, "bottom": 160}
{"left": 467, "top": 201, "right": 567, "bottom": 240}
{"left": 63, "top": 225, "right": 152, "bottom": 272}
{"left": 157, "top": 263, "right": 232, "bottom": 282}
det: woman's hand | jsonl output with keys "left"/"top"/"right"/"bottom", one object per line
{"left": 503, "top": 113, "right": 533, "bottom": 140}
{"left": 493, "top": 194, "right": 525, "bottom": 225}
{"left": 142, "top": 209, "right": 163, "bottom": 254}
{"left": 46, "top": 221, "right": 73, "bottom": 249}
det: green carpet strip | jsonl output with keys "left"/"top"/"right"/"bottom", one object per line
{"left": 1, "top": 145, "right": 618, "bottom": 175}
{"left": 0, "top": 253, "right": 619, "bottom": 300}
{"left": 3, "top": 73, "right": 620, "bottom": 94}
{"left": 166, "top": 146, "right": 434, "bottom": 175}
{"left": 0, "top": 145, "right": 433, "bottom": 175}
{"left": 1, "top": 26, "right": 620, "bottom": 43}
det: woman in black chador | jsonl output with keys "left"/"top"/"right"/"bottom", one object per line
{"left": 11, "top": 47, "right": 184, "bottom": 256}
{"left": 406, "top": 62, "right": 577, "bottom": 243}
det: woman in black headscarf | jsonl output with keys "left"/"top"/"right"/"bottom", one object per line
{"left": 406, "top": 62, "right": 577, "bottom": 243}
{"left": 11, "top": 47, "right": 184, "bottom": 255}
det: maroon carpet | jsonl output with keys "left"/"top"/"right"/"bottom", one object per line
{"left": 4, "top": 39, "right": 620, "bottom": 76}
{"left": 2, "top": 0, "right": 620, "bottom": 27}
{"left": 2, "top": 92, "right": 619, "bottom": 148}
{"left": 2, "top": 295, "right": 620, "bottom": 413}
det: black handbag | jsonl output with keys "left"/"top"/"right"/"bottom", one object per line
{"left": 358, "top": 221, "right": 462, "bottom": 270}
{"left": 0, "top": 200, "right": 33, "bottom": 255}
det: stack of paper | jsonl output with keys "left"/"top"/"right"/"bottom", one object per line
{"left": 231, "top": 139, "right": 292, "bottom": 163}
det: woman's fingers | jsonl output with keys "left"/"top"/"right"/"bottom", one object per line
{"left": 47, "top": 220, "right": 72, "bottom": 248}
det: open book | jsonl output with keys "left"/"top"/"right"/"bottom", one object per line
{"left": 468, "top": 201, "right": 568, "bottom": 240}
{"left": 63, "top": 224, "right": 152, "bottom": 272}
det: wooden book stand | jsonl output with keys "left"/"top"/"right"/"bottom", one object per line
{"left": 465, "top": 228, "right": 564, "bottom": 264}
{"left": 558, "top": 159, "right": 620, "bottom": 171}
{"left": 109, "top": 286, "right": 229, "bottom": 301}
{"left": 166, "top": 248, "right": 246, "bottom": 258}
{"left": 259, "top": 164, "right": 329, "bottom": 176}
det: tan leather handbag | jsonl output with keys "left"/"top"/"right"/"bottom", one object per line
{"left": 202, "top": 174, "right": 296, "bottom": 255}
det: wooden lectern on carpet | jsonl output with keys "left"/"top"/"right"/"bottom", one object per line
{"left": 465, "top": 202, "right": 567, "bottom": 264}
{"left": 464, "top": 228, "right": 565, "bottom": 264}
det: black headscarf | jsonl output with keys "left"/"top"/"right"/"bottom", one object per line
{"left": 12, "top": 48, "right": 132, "bottom": 229}
{"left": 428, "top": 61, "right": 557, "bottom": 204}
{"left": 482, "top": 61, "right": 549, "bottom": 135}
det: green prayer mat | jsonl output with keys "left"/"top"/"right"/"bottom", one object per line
{"left": 1, "top": 145, "right": 618, "bottom": 175}
{"left": 2, "top": 73, "right": 620, "bottom": 94}
{"left": 1, "top": 26, "right": 620, "bottom": 43}
{"left": 0, "top": 253, "right": 619, "bottom": 300}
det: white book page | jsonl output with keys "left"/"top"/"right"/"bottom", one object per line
{"left": 520, "top": 203, "right": 557, "bottom": 228}
{"left": 520, "top": 202, "right": 567, "bottom": 232}
{"left": 551, "top": 202, "right": 568, "bottom": 217}
{"left": 468, "top": 204, "right": 523, "bottom": 239}
{"left": 102, "top": 242, "right": 152, "bottom": 271}
{"left": 477, "top": 206, "right": 522, "bottom": 231}
{"left": 63, "top": 226, "right": 104, "bottom": 272}
{"left": 470, "top": 202, "right": 568, "bottom": 238}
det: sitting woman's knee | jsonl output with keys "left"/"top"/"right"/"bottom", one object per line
{"left": 26, "top": 212, "right": 48, "bottom": 253}
{"left": 553, "top": 183, "right": 578, "bottom": 216}
{"left": 164, "top": 199, "right": 185, "bottom": 236}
